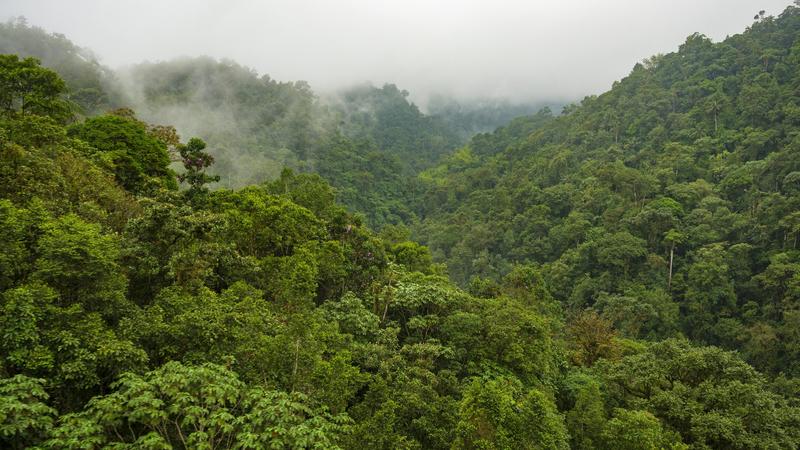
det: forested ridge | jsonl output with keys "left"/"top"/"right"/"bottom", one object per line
{"left": 414, "top": 4, "right": 800, "bottom": 377}
{"left": 3, "top": 5, "right": 800, "bottom": 450}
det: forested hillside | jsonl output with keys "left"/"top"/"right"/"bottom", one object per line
{"left": 4, "top": 4, "right": 800, "bottom": 450}
{"left": 1, "top": 18, "right": 542, "bottom": 229}
{"left": 0, "top": 18, "right": 119, "bottom": 114}
{"left": 415, "top": 6, "right": 800, "bottom": 377}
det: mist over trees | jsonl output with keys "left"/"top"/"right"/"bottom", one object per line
{"left": 3, "top": 4, "right": 800, "bottom": 450}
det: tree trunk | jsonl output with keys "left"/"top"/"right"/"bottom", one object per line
{"left": 668, "top": 243, "right": 675, "bottom": 290}
{"left": 714, "top": 106, "right": 718, "bottom": 133}
{"left": 291, "top": 338, "right": 301, "bottom": 391}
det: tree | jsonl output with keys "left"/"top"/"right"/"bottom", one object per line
{"left": 390, "top": 241, "right": 433, "bottom": 274}
{"left": 567, "top": 310, "right": 620, "bottom": 367}
{"left": 453, "top": 377, "right": 568, "bottom": 450}
{"left": 684, "top": 244, "right": 737, "bottom": 343}
{"left": 663, "top": 229, "right": 685, "bottom": 290}
{"left": 0, "top": 54, "right": 71, "bottom": 121}
{"left": 45, "top": 361, "right": 351, "bottom": 449}
{"left": 600, "top": 409, "right": 686, "bottom": 450}
{"left": 599, "top": 339, "right": 800, "bottom": 449}
{"left": 33, "top": 213, "right": 130, "bottom": 319}
{"left": 0, "top": 375, "right": 56, "bottom": 449}
{"left": 591, "top": 231, "right": 648, "bottom": 280}
{"left": 177, "top": 137, "right": 219, "bottom": 197}
{"left": 67, "top": 114, "right": 176, "bottom": 193}
{"left": 565, "top": 379, "right": 606, "bottom": 450}
{"left": 444, "top": 295, "right": 560, "bottom": 384}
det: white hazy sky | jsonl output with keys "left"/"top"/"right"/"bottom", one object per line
{"left": 0, "top": 0, "right": 794, "bottom": 103}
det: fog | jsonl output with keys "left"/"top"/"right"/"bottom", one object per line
{"left": 1, "top": 0, "right": 793, "bottom": 104}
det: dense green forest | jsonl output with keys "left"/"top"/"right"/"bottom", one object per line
{"left": 413, "top": 4, "right": 800, "bottom": 378}
{"left": 4, "top": 5, "right": 800, "bottom": 450}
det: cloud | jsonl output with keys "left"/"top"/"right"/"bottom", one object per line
{"left": 0, "top": 0, "right": 793, "bottom": 103}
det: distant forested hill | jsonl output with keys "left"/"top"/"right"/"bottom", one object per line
{"left": 426, "top": 94, "right": 556, "bottom": 140}
{"left": 0, "top": 18, "right": 121, "bottom": 114}
{"left": 2, "top": 18, "right": 551, "bottom": 227}
{"left": 414, "top": 5, "right": 800, "bottom": 377}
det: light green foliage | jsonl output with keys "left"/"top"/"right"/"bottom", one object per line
{"left": 0, "top": 54, "right": 71, "bottom": 121}
{"left": 391, "top": 275, "right": 467, "bottom": 343}
{"left": 0, "top": 374, "right": 57, "bottom": 449}
{"left": 452, "top": 377, "right": 568, "bottom": 450}
{"left": 0, "top": 131, "right": 138, "bottom": 230}
{"left": 390, "top": 241, "right": 434, "bottom": 274}
{"left": 444, "top": 295, "right": 560, "bottom": 384}
{"left": 217, "top": 186, "right": 324, "bottom": 258}
{"left": 34, "top": 213, "right": 130, "bottom": 318}
{"left": 120, "top": 283, "right": 272, "bottom": 371}
{"left": 262, "top": 312, "right": 365, "bottom": 413}
{"left": 600, "top": 409, "right": 686, "bottom": 450}
{"left": 0, "top": 283, "right": 148, "bottom": 410}
{"left": 45, "top": 361, "right": 351, "bottom": 449}
{"left": 265, "top": 168, "right": 343, "bottom": 222}
{"left": 321, "top": 292, "right": 380, "bottom": 340}
{"left": 0, "top": 284, "right": 58, "bottom": 374}
{"left": 262, "top": 243, "right": 320, "bottom": 309}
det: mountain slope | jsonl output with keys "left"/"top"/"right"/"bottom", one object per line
{"left": 415, "top": 6, "right": 800, "bottom": 375}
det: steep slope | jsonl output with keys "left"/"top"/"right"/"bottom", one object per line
{"left": 416, "top": 6, "right": 800, "bottom": 375}
{"left": 0, "top": 18, "right": 121, "bottom": 114}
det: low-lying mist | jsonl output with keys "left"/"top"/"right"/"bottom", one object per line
{"left": 112, "top": 56, "right": 552, "bottom": 188}
{"left": 0, "top": 15, "right": 555, "bottom": 193}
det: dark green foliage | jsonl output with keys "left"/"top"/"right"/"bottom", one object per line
{"left": 177, "top": 137, "right": 220, "bottom": 197}
{"left": 334, "top": 84, "right": 462, "bottom": 173}
{"left": 67, "top": 114, "right": 176, "bottom": 193}
{"left": 598, "top": 339, "right": 800, "bottom": 449}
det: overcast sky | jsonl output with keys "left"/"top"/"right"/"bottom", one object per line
{"left": 1, "top": 0, "right": 794, "bottom": 104}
